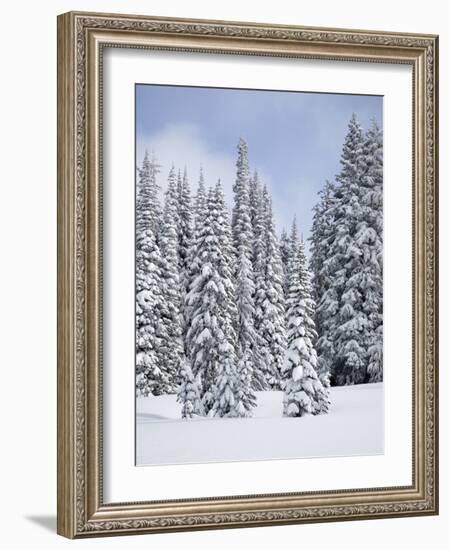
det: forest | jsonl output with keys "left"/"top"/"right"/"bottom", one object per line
{"left": 135, "top": 113, "right": 383, "bottom": 420}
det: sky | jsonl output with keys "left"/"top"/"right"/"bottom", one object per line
{"left": 136, "top": 84, "right": 382, "bottom": 243}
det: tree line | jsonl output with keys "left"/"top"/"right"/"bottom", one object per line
{"left": 136, "top": 138, "right": 329, "bottom": 418}
{"left": 136, "top": 113, "right": 383, "bottom": 419}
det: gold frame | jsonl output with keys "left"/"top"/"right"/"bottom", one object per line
{"left": 57, "top": 11, "right": 439, "bottom": 539}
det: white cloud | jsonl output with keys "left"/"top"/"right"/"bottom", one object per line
{"left": 137, "top": 123, "right": 236, "bottom": 208}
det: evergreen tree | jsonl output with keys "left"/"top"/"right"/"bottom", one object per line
{"left": 177, "top": 360, "right": 204, "bottom": 418}
{"left": 315, "top": 114, "right": 368, "bottom": 386}
{"left": 367, "top": 325, "right": 383, "bottom": 383}
{"left": 135, "top": 152, "right": 168, "bottom": 395}
{"left": 185, "top": 187, "right": 244, "bottom": 415}
{"left": 178, "top": 167, "right": 193, "bottom": 277}
{"left": 231, "top": 138, "right": 259, "bottom": 388}
{"left": 332, "top": 114, "right": 385, "bottom": 385}
{"left": 309, "top": 181, "right": 335, "bottom": 304}
{"left": 208, "top": 298, "right": 244, "bottom": 419}
{"left": 311, "top": 114, "right": 384, "bottom": 386}
{"left": 185, "top": 187, "right": 219, "bottom": 394}
{"left": 136, "top": 150, "right": 162, "bottom": 240}
{"left": 309, "top": 180, "right": 336, "bottom": 385}
{"left": 279, "top": 227, "right": 291, "bottom": 295}
{"left": 282, "top": 239, "right": 328, "bottom": 416}
{"left": 298, "top": 239, "right": 330, "bottom": 412}
{"left": 286, "top": 217, "right": 299, "bottom": 282}
{"left": 158, "top": 167, "right": 184, "bottom": 391}
{"left": 194, "top": 166, "right": 207, "bottom": 229}
{"left": 232, "top": 353, "right": 258, "bottom": 416}
{"left": 176, "top": 168, "right": 183, "bottom": 205}
{"left": 210, "top": 181, "right": 258, "bottom": 417}
{"left": 165, "top": 164, "right": 180, "bottom": 238}
{"left": 213, "top": 181, "right": 238, "bottom": 335}
{"left": 251, "top": 176, "right": 271, "bottom": 390}
{"left": 135, "top": 228, "right": 168, "bottom": 396}
{"left": 359, "top": 121, "right": 383, "bottom": 382}
{"left": 183, "top": 168, "right": 207, "bottom": 343}
{"left": 177, "top": 167, "right": 194, "bottom": 331}
{"left": 249, "top": 170, "right": 262, "bottom": 267}
{"left": 258, "top": 191, "right": 286, "bottom": 389}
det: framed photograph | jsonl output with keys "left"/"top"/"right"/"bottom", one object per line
{"left": 57, "top": 11, "right": 439, "bottom": 538}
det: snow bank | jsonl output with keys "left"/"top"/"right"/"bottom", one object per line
{"left": 136, "top": 383, "right": 383, "bottom": 465}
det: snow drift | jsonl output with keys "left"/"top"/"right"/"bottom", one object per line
{"left": 136, "top": 382, "right": 383, "bottom": 466}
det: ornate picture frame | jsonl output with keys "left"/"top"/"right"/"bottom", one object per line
{"left": 57, "top": 11, "right": 438, "bottom": 538}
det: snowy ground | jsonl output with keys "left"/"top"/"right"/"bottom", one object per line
{"left": 136, "top": 383, "right": 383, "bottom": 466}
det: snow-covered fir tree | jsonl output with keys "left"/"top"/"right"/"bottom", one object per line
{"left": 359, "top": 120, "right": 383, "bottom": 383}
{"left": 185, "top": 187, "right": 220, "bottom": 395}
{"left": 282, "top": 235, "right": 328, "bottom": 416}
{"left": 135, "top": 152, "right": 168, "bottom": 396}
{"left": 165, "top": 164, "right": 180, "bottom": 237}
{"left": 212, "top": 181, "right": 238, "bottom": 338}
{"left": 249, "top": 170, "right": 262, "bottom": 264}
{"left": 309, "top": 181, "right": 335, "bottom": 305}
{"left": 135, "top": 229, "right": 168, "bottom": 396}
{"left": 232, "top": 353, "right": 258, "bottom": 416}
{"left": 209, "top": 305, "right": 248, "bottom": 418}
{"left": 158, "top": 167, "right": 184, "bottom": 391}
{"left": 178, "top": 168, "right": 193, "bottom": 270}
{"left": 177, "top": 360, "right": 204, "bottom": 418}
{"left": 286, "top": 216, "right": 300, "bottom": 280}
{"left": 312, "top": 113, "right": 383, "bottom": 386}
{"left": 231, "top": 138, "right": 260, "bottom": 389}
{"left": 208, "top": 333, "right": 241, "bottom": 418}
{"left": 185, "top": 186, "right": 246, "bottom": 415}
{"left": 137, "top": 150, "right": 162, "bottom": 240}
{"left": 367, "top": 325, "right": 383, "bottom": 383}
{"left": 250, "top": 172, "right": 265, "bottom": 280}
{"left": 177, "top": 167, "right": 194, "bottom": 302}
{"left": 309, "top": 180, "right": 336, "bottom": 386}
{"left": 211, "top": 184, "right": 256, "bottom": 417}
{"left": 184, "top": 167, "right": 208, "bottom": 340}
{"left": 331, "top": 114, "right": 375, "bottom": 386}
{"left": 258, "top": 190, "right": 286, "bottom": 389}
{"left": 279, "top": 227, "right": 291, "bottom": 294}
{"left": 194, "top": 167, "right": 207, "bottom": 227}
{"left": 298, "top": 238, "right": 330, "bottom": 412}
{"left": 251, "top": 175, "right": 271, "bottom": 390}
{"left": 176, "top": 168, "right": 183, "bottom": 205}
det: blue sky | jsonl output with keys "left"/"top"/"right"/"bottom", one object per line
{"left": 136, "top": 84, "right": 382, "bottom": 242}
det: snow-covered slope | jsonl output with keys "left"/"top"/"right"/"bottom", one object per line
{"left": 136, "top": 382, "right": 383, "bottom": 465}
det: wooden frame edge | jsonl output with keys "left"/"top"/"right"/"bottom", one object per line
{"left": 57, "top": 12, "right": 76, "bottom": 539}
